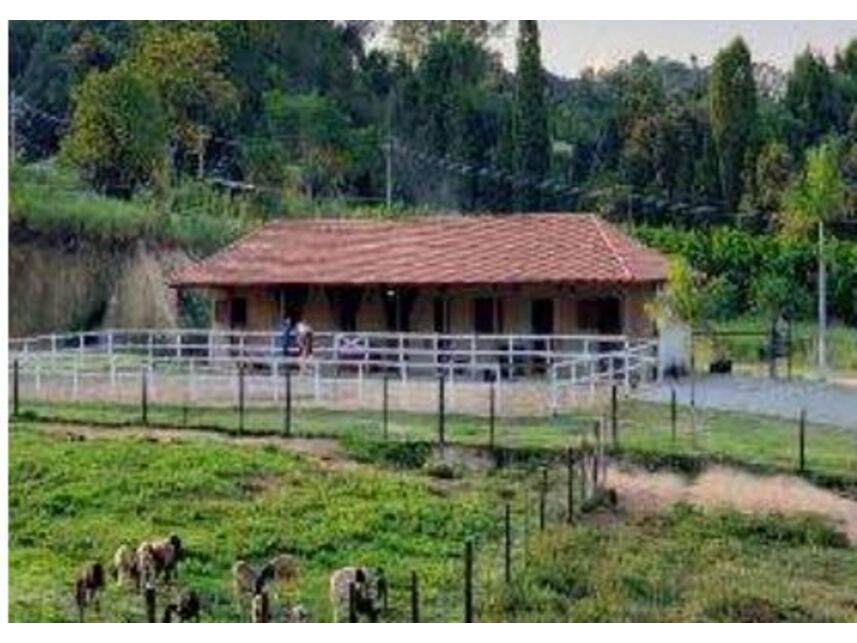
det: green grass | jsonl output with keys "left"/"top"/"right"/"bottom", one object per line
{"left": 10, "top": 162, "right": 248, "bottom": 252}
{"left": 15, "top": 397, "right": 857, "bottom": 483}
{"left": 9, "top": 424, "right": 857, "bottom": 622}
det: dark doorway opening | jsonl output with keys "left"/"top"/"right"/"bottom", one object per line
{"left": 531, "top": 299, "right": 554, "bottom": 335}
{"left": 577, "top": 297, "right": 622, "bottom": 334}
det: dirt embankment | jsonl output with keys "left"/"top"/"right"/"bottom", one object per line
{"left": 9, "top": 226, "right": 195, "bottom": 337}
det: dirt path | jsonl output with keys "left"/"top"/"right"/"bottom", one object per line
{"left": 608, "top": 463, "right": 857, "bottom": 543}
{"left": 31, "top": 423, "right": 857, "bottom": 543}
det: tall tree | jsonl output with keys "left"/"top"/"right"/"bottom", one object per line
{"left": 388, "top": 21, "right": 506, "bottom": 64}
{"left": 782, "top": 140, "right": 847, "bottom": 375}
{"left": 785, "top": 49, "right": 842, "bottom": 152}
{"left": 709, "top": 37, "right": 757, "bottom": 212}
{"left": 514, "top": 20, "right": 549, "bottom": 212}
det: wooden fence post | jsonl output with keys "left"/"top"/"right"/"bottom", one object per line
{"left": 566, "top": 448, "right": 574, "bottom": 524}
{"left": 611, "top": 385, "right": 618, "bottom": 447}
{"left": 411, "top": 571, "right": 420, "bottom": 623}
{"left": 489, "top": 381, "right": 496, "bottom": 449}
{"left": 798, "top": 408, "right": 806, "bottom": 474}
{"left": 438, "top": 375, "right": 446, "bottom": 448}
{"left": 13, "top": 359, "right": 20, "bottom": 418}
{"left": 144, "top": 583, "right": 156, "bottom": 623}
{"left": 284, "top": 366, "right": 292, "bottom": 437}
{"left": 141, "top": 366, "right": 148, "bottom": 426}
{"left": 238, "top": 362, "right": 245, "bottom": 434}
{"left": 383, "top": 375, "right": 389, "bottom": 440}
{"left": 504, "top": 503, "right": 512, "bottom": 583}
{"left": 579, "top": 442, "right": 588, "bottom": 501}
{"left": 464, "top": 540, "right": 474, "bottom": 623}
{"left": 670, "top": 387, "right": 677, "bottom": 445}
{"left": 348, "top": 581, "right": 357, "bottom": 623}
{"left": 539, "top": 467, "right": 547, "bottom": 531}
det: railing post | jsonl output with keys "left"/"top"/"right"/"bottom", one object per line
{"left": 798, "top": 408, "right": 806, "bottom": 473}
{"left": 504, "top": 503, "right": 511, "bottom": 584}
{"left": 437, "top": 374, "right": 446, "bottom": 448}
{"left": 13, "top": 359, "right": 20, "bottom": 417}
{"left": 411, "top": 571, "right": 420, "bottom": 623}
{"left": 623, "top": 338, "right": 631, "bottom": 389}
{"left": 611, "top": 384, "right": 618, "bottom": 448}
{"left": 284, "top": 365, "right": 292, "bottom": 437}
{"left": 382, "top": 375, "right": 389, "bottom": 440}
{"left": 141, "top": 366, "right": 148, "bottom": 426}
{"left": 238, "top": 362, "right": 245, "bottom": 434}
{"left": 488, "top": 381, "right": 495, "bottom": 449}
{"left": 671, "top": 387, "right": 677, "bottom": 445}
{"left": 464, "top": 540, "right": 474, "bottom": 623}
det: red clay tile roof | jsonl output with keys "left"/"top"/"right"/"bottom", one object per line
{"left": 170, "top": 213, "right": 669, "bottom": 287}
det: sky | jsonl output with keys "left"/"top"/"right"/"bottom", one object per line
{"left": 492, "top": 21, "right": 857, "bottom": 77}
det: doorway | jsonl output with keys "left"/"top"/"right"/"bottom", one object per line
{"left": 531, "top": 298, "right": 555, "bottom": 335}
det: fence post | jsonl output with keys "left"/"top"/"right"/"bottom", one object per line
{"left": 798, "top": 408, "right": 806, "bottom": 473}
{"left": 670, "top": 387, "right": 677, "bottom": 445}
{"left": 611, "top": 385, "right": 618, "bottom": 448}
{"left": 438, "top": 375, "right": 446, "bottom": 448}
{"left": 579, "top": 442, "right": 588, "bottom": 501}
{"left": 284, "top": 366, "right": 292, "bottom": 437}
{"left": 411, "top": 571, "right": 420, "bottom": 623}
{"left": 539, "top": 467, "right": 547, "bottom": 531}
{"left": 504, "top": 503, "right": 512, "bottom": 583}
{"left": 489, "top": 382, "right": 496, "bottom": 449}
{"left": 238, "top": 362, "right": 245, "bottom": 434}
{"left": 464, "top": 540, "right": 474, "bottom": 623}
{"left": 144, "top": 582, "right": 156, "bottom": 623}
{"left": 566, "top": 448, "right": 574, "bottom": 524}
{"left": 13, "top": 359, "right": 20, "bottom": 418}
{"left": 348, "top": 582, "right": 357, "bottom": 623}
{"left": 141, "top": 366, "right": 148, "bottom": 426}
{"left": 383, "top": 375, "right": 389, "bottom": 440}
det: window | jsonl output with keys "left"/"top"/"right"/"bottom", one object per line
{"left": 474, "top": 297, "right": 503, "bottom": 334}
{"left": 230, "top": 297, "right": 248, "bottom": 328}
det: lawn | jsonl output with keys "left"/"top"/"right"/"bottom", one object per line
{"left": 14, "top": 396, "right": 857, "bottom": 482}
{"left": 8, "top": 424, "right": 857, "bottom": 622}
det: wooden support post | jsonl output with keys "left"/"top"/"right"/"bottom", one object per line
{"left": 579, "top": 442, "right": 588, "bottom": 501}
{"left": 383, "top": 375, "right": 389, "bottom": 440}
{"left": 670, "top": 387, "right": 677, "bottom": 445}
{"left": 284, "top": 366, "right": 292, "bottom": 437}
{"left": 411, "top": 571, "right": 420, "bottom": 623}
{"left": 489, "top": 381, "right": 496, "bottom": 449}
{"left": 141, "top": 366, "right": 148, "bottom": 426}
{"left": 504, "top": 503, "right": 512, "bottom": 583}
{"left": 13, "top": 359, "right": 19, "bottom": 417}
{"left": 348, "top": 582, "right": 357, "bottom": 623}
{"left": 539, "top": 467, "right": 547, "bottom": 531}
{"left": 566, "top": 448, "right": 574, "bottom": 524}
{"left": 438, "top": 375, "right": 446, "bottom": 448}
{"left": 611, "top": 385, "right": 618, "bottom": 448}
{"left": 799, "top": 408, "right": 806, "bottom": 474}
{"left": 464, "top": 540, "right": 474, "bottom": 623}
{"left": 144, "top": 583, "right": 156, "bottom": 623}
{"left": 238, "top": 363, "right": 245, "bottom": 434}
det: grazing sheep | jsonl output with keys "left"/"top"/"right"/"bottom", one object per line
{"left": 257, "top": 554, "right": 299, "bottom": 590}
{"left": 112, "top": 544, "right": 138, "bottom": 587}
{"left": 136, "top": 534, "right": 183, "bottom": 586}
{"left": 232, "top": 560, "right": 257, "bottom": 597}
{"left": 135, "top": 543, "right": 158, "bottom": 590}
{"left": 329, "top": 566, "right": 386, "bottom": 623}
{"left": 163, "top": 590, "right": 201, "bottom": 623}
{"left": 74, "top": 562, "right": 105, "bottom": 622}
{"left": 251, "top": 591, "right": 270, "bottom": 623}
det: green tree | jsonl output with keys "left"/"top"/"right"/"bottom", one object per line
{"left": 127, "top": 25, "right": 238, "bottom": 177}
{"left": 709, "top": 37, "right": 757, "bottom": 212}
{"left": 61, "top": 65, "right": 168, "bottom": 196}
{"left": 751, "top": 141, "right": 793, "bottom": 217}
{"left": 782, "top": 140, "right": 848, "bottom": 374}
{"left": 388, "top": 21, "right": 506, "bottom": 64}
{"left": 514, "top": 20, "right": 549, "bottom": 212}
{"left": 785, "top": 49, "right": 841, "bottom": 151}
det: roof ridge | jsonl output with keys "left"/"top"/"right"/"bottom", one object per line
{"left": 590, "top": 215, "right": 633, "bottom": 281}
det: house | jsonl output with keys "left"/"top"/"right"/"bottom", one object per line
{"left": 170, "top": 213, "right": 669, "bottom": 340}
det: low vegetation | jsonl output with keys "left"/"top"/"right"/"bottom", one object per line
{"left": 9, "top": 424, "right": 857, "bottom": 622}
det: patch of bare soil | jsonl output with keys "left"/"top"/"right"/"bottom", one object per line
{"left": 607, "top": 463, "right": 857, "bottom": 543}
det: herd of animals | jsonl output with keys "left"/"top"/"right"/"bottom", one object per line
{"left": 73, "top": 533, "right": 388, "bottom": 623}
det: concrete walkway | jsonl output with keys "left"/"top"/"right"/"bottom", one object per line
{"left": 634, "top": 375, "right": 857, "bottom": 430}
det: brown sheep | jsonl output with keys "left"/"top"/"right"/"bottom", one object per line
{"left": 112, "top": 544, "right": 138, "bottom": 588}
{"left": 136, "top": 534, "right": 183, "bottom": 586}
{"left": 163, "top": 589, "right": 201, "bottom": 622}
{"left": 74, "top": 562, "right": 105, "bottom": 622}
{"left": 329, "top": 566, "right": 386, "bottom": 623}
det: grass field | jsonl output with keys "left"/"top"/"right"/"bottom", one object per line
{"left": 9, "top": 422, "right": 857, "bottom": 622}
{"left": 15, "top": 397, "right": 857, "bottom": 483}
